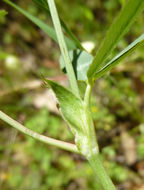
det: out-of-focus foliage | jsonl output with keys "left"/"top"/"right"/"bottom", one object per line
{"left": 0, "top": 0, "right": 144, "bottom": 189}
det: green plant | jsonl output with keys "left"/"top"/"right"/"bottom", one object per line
{"left": 0, "top": 0, "right": 144, "bottom": 189}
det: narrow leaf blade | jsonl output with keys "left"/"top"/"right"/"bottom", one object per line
{"left": 44, "top": 79, "right": 84, "bottom": 132}
{"left": 87, "top": 0, "right": 144, "bottom": 80}
{"left": 94, "top": 34, "right": 144, "bottom": 79}
{"left": 44, "top": 79, "right": 90, "bottom": 155}
{"left": 4, "top": 0, "right": 76, "bottom": 50}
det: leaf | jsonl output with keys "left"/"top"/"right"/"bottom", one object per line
{"left": 45, "top": 79, "right": 84, "bottom": 132}
{"left": 87, "top": 0, "right": 144, "bottom": 81}
{"left": 60, "top": 49, "right": 93, "bottom": 81}
{"left": 4, "top": 0, "right": 76, "bottom": 50}
{"left": 32, "top": 0, "right": 84, "bottom": 50}
{"left": 95, "top": 34, "right": 144, "bottom": 79}
{"left": 44, "top": 79, "right": 93, "bottom": 155}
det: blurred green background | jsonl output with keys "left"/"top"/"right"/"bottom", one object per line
{"left": 0, "top": 0, "right": 144, "bottom": 189}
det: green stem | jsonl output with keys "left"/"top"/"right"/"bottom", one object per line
{"left": 88, "top": 153, "right": 116, "bottom": 190}
{"left": 84, "top": 84, "right": 116, "bottom": 190}
{"left": 83, "top": 83, "right": 99, "bottom": 154}
{"left": 0, "top": 111, "right": 79, "bottom": 153}
{"left": 47, "top": 0, "right": 80, "bottom": 98}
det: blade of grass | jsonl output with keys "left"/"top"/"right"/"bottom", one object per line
{"left": 32, "top": 0, "right": 84, "bottom": 50}
{"left": 47, "top": 0, "right": 80, "bottom": 97}
{"left": 94, "top": 34, "right": 144, "bottom": 79}
{"left": 0, "top": 111, "right": 79, "bottom": 153}
{"left": 87, "top": 0, "right": 144, "bottom": 81}
{"left": 4, "top": 0, "right": 76, "bottom": 50}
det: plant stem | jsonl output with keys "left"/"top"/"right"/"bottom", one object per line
{"left": 47, "top": 0, "right": 80, "bottom": 98}
{"left": 0, "top": 111, "right": 79, "bottom": 153}
{"left": 88, "top": 153, "right": 116, "bottom": 190}
{"left": 84, "top": 84, "right": 116, "bottom": 190}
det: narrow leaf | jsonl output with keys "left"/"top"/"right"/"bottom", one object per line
{"left": 44, "top": 79, "right": 96, "bottom": 155}
{"left": 95, "top": 34, "right": 144, "bottom": 80}
{"left": 32, "top": 0, "right": 84, "bottom": 50}
{"left": 87, "top": 0, "right": 144, "bottom": 81}
{"left": 44, "top": 80, "right": 87, "bottom": 152}
{"left": 45, "top": 79, "right": 84, "bottom": 132}
{"left": 4, "top": 0, "right": 76, "bottom": 50}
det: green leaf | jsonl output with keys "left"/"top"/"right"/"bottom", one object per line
{"left": 95, "top": 34, "right": 144, "bottom": 79}
{"left": 44, "top": 79, "right": 96, "bottom": 155}
{"left": 0, "top": 10, "right": 7, "bottom": 17}
{"left": 4, "top": 0, "right": 76, "bottom": 50}
{"left": 87, "top": 0, "right": 144, "bottom": 81}
{"left": 45, "top": 79, "right": 84, "bottom": 132}
{"left": 60, "top": 49, "right": 93, "bottom": 81}
{"left": 32, "top": 0, "right": 84, "bottom": 50}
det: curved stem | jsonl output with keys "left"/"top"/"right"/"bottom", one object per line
{"left": 0, "top": 111, "right": 79, "bottom": 153}
{"left": 88, "top": 153, "right": 116, "bottom": 190}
